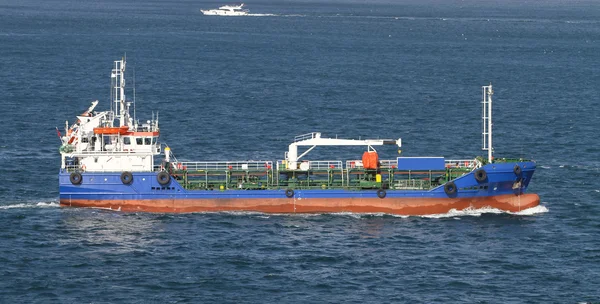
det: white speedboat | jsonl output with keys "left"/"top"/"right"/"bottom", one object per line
{"left": 201, "top": 3, "right": 249, "bottom": 16}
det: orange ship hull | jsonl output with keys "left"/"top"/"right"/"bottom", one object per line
{"left": 60, "top": 193, "right": 540, "bottom": 215}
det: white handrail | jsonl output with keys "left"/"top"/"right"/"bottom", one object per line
{"left": 294, "top": 132, "right": 319, "bottom": 142}
{"left": 176, "top": 161, "right": 273, "bottom": 171}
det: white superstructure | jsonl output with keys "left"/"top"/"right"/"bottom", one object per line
{"left": 58, "top": 57, "right": 161, "bottom": 172}
{"left": 201, "top": 3, "right": 249, "bottom": 16}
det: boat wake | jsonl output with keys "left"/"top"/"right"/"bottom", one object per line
{"left": 202, "top": 205, "right": 549, "bottom": 219}
{"left": 244, "top": 14, "right": 600, "bottom": 26}
{"left": 246, "top": 13, "right": 278, "bottom": 17}
{"left": 0, "top": 201, "right": 60, "bottom": 210}
{"left": 421, "top": 205, "right": 549, "bottom": 218}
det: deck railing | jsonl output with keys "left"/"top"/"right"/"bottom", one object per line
{"left": 306, "top": 160, "right": 343, "bottom": 170}
{"left": 394, "top": 179, "right": 431, "bottom": 190}
{"left": 444, "top": 159, "right": 477, "bottom": 169}
{"left": 63, "top": 165, "right": 155, "bottom": 173}
{"left": 63, "top": 147, "right": 161, "bottom": 155}
{"left": 345, "top": 159, "right": 476, "bottom": 170}
{"left": 64, "top": 158, "right": 478, "bottom": 174}
{"left": 294, "top": 132, "right": 319, "bottom": 142}
{"left": 175, "top": 161, "right": 273, "bottom": 171}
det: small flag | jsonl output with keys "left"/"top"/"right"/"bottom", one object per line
{"left": 56, "top": 127, "right": 62, "bottom": 138}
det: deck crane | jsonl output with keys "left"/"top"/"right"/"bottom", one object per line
{"left": 286, "top": 132, "right": 402, "bottom": 170}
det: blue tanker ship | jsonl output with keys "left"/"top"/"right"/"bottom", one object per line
{"left": 58, "top": 58, "right": 539, "bottom": 214}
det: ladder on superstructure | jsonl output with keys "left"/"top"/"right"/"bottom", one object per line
{"left": 482, "top": 84, "right": 493, "bottom": 163}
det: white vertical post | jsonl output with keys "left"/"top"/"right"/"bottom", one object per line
{"left": 482, "top": 84, "right": 493, "bottom": 163}
{"left": 120, "top": 59, "right": 126, "bottom": 126}
{"left": 487, "top": 85, "right": 493, "bottom": 163}
{"left": 112, "top": 58, "right": 127, "bottom": 127}
{"left": 112, "top": 60, "right": 118, "bottom": 125}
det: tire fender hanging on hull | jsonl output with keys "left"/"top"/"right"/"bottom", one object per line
{"left": 444, "top": 181, "right": 457, "bottom": 196}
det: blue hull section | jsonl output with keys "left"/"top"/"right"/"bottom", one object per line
{"left": 59, "top": 162, "right": 535, "bottom": 201}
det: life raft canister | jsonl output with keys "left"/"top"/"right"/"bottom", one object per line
{"left": 362, "top": 151, "right": 379, "bottom": 170}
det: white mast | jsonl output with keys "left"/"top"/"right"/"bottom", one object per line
{"left": 111, "top": 57, "right": 128, "bottom": 127}
{"left": 482, "top": 84, "right": 493, "bottom": 163}
{"left": 133, "top": 67, "right": 136, "bottom": 127}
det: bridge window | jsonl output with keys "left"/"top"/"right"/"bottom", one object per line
{"left": 152, "top": 137, "right": 157, "bottom": 144}
{"left": 136, "top": 138, "right": 143, "bottom": 145}
{"left": 144, "top": 138, "right": 151, "bottom": 145}
{"left": 124, "top": 137, "right": 131, "bottom": 145}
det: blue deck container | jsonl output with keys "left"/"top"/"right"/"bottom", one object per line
{"left": 396, "top": 157, "right": 446, "bottom": 171}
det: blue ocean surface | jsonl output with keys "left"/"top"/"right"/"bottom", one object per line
{"left": 1, "top": 0, "right": 599, "bottom": 302}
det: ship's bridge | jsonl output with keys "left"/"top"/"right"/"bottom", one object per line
{"left": 122, "top": 131, "right": 160, "bottom": 153}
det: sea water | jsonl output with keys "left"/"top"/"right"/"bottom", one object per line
{"left": 0, "top": 0, "right": 599, "bottom": 302}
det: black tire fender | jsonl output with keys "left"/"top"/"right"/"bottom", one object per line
{"left": 513, "top": 164, "right": 522, "bottom": 176}
{"left": 444, "top": 181, "right": 457, "bottom": 196}
{"left": 70, "top": 172, "right": 82, "bottom": 185}
{"left": 157, "top": 171, "right": 171, "bottom": 185}
{"left": 120, "top": 171, "right": 133, "bottom": 185}
{"left": 285, "top": 189, "right": 294, "bottom": 198}
{"left": 377, "top": 189, "right": 386, "bottom": 199}
{"left": 474, "top": 169, "right": 487, "bottom": 182}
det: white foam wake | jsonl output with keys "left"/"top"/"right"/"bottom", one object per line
{"left": 0, "top": 201, "right": 60, "bottom": 210}
{"left": 246, "top": 13, "right": 278, "bottom": 17}
{"left": 212, "top": 208, "right": 548, "bottom": 219}
{"left": 421, "top": 205, "right": 548, "bottom": 218}
{"left": 193, "top": 205, "right": 549, "bottom": 218}
{"left": 512, "top": 204, "right": 549, "bottom": 215}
